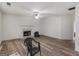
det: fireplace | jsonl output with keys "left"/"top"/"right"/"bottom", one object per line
{"left": 23, "top": 31, "right": 31, "bottom": 36}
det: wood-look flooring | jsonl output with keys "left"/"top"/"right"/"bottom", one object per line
{"left": 0, "top": 35, "right": 79, "bottom": 56}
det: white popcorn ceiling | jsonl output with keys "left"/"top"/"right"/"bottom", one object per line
{"left": 0, "top": 2, "right": 79, "bottom": 17}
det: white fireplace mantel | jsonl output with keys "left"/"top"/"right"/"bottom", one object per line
{"left": 20, "top": 25, "right": 35, "bottom": 38}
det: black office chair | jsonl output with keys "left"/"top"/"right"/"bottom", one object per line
{"left": 24, "top": 37, "right": 41, "bottom": 56}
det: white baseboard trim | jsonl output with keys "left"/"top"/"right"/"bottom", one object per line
{"left": 41, "top": 35, "right": 73, "bottom": 40}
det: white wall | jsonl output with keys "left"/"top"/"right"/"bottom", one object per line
{"left": 2, "top": 13, "right": 74, "bottom": 40}
{"left": 0, "top": 11, "right": 1, "bottom": 40}
{"left": 40, "top": 14, "right": 74, "bottom": 40}
{"left": 3, "top": 14, "right": 40, "bottom": 40}
{"left": 61, "top": 15, "right": 74, "bottom": 39}
{"left": 40, "top": 16, "right": 62, "bottom": 39}
{"left": 0, "top": 10, "right": 2, "bottom": 42}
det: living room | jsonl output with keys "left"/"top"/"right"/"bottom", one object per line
{"left": 0, "top": 2, "right": 79, "bottom": 56}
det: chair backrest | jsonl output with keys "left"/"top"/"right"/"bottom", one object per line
{"left": 24, "top": 38, "right": 33, "bottom": 51}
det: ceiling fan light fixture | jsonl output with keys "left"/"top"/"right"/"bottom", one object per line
{"left": 33, "top": 10, "right": 40, "bottom": 19}
{"left": 34, "top": 13, "right": 39, "bottom": 19}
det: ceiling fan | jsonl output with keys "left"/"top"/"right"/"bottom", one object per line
{"left": 6, "top": 2, "right": 11, "bottom": 6}
{"left": 68, "top": 7, "right": 75, "bottom": 10}
{"left": 33, "top": 11, "right": 40, "bottom": 19}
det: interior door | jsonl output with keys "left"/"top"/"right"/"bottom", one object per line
{"left": 74, "top": 4, "right": 79, "bottom": 51}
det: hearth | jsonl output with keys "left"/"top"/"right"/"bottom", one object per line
{"left": 23, "top": 31, "right": 31, "bottom": 36}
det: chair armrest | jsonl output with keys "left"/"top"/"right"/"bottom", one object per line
{"left": 38, "top": 42, "right": 40, "bottom": 47}
{"left": 32, "top": 39, "right": 39, "bottom": 43}
{"left": 32, "top": 38, "right": 40, "bottom": 48}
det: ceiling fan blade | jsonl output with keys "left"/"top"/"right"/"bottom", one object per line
{"left": 68, "top": 7, "right": 75, "bottom": 10}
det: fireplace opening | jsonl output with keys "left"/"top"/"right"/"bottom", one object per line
{"left": 23, "top": 31, "right": 31, "bottom": 36}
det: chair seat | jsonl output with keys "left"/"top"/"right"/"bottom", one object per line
{"left": 32, "top": 47, "right": 39, "bottom": 55}
{"left": 32, "top": 47, "right": 39, "bottom": 52}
